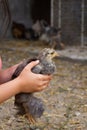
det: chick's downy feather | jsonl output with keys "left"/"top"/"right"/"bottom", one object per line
{"left": 12, "top": 48, "right": 58, "bottom": 123}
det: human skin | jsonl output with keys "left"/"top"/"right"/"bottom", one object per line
{"left": 0, "top": 57, "right": 52, "bottom": 104}
{"left": 0, "top": 57, "right": 2, "bottom": 69}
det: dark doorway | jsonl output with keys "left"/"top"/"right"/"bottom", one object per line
{"left": 31, "top": 0, "right": 51, "bottom": 24}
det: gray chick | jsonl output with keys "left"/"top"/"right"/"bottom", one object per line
{"left": 12, "top": 48, "right": 58, "bottom": 124}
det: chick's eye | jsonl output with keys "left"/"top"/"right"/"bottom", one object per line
{"left": 51, "top": 52, "right": 54, "bottom": 55}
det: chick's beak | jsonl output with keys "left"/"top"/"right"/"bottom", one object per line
{"left": 53, "top": 51, "right": 59, "bottom": 58}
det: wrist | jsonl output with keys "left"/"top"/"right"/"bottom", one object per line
{"left": 14, "top": 77, "right": 22, "bottom": 93}
{"left": 15, "top": 77, "right": 25, "bottom": 93}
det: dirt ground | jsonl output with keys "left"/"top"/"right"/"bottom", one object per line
{"left": 0, "top": 40, "right": 87, "bottom": 130}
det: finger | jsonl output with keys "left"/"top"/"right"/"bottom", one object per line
{"left": 42, "top": 80, "right": 50, "bottom": 86}
{"left": 41, "top": 75, "right": 52, "bottom": 81}
{"left": 39, "top": 85, "right": 47, "bottom": 91}
{"left": 25, "top": 60, "right": 39, "bottom": 70}
{"left": 42, "top": 83, "right": 49, "bottom": 90}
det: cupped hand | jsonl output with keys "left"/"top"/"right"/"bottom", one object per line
{"left": 17, "top": 60, "right": 52, "bottom": 93}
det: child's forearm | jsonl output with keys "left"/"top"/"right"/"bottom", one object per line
{"left": 0, "top": 78, "right": 20, "bottom": 104}
{"left": 0, "top": 64, "right": 19, "bottom": 84}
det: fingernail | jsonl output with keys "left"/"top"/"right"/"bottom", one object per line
{"left": 36, "top": 60, "right": 39, "bottom": 63}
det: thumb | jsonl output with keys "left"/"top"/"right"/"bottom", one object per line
{"left": 25, "top": 60, "right": 39, "bottom": 70}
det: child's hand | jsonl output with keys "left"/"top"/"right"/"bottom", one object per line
{"left": 17, "top": 60, "right": 52, "bottom": 93}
